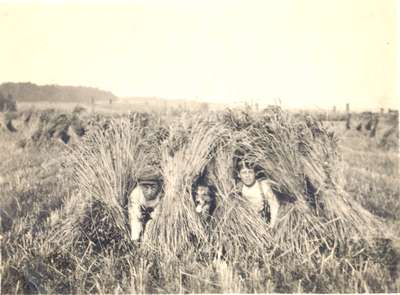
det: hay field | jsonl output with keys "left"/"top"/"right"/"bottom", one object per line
{"left": 1, "top": 106, "right": 399, "bottom": 293}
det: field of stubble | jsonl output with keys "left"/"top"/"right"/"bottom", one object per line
{"left": 1, "top": 107, "right": 399, "bottom": 294}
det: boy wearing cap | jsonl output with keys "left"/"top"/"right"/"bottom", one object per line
{"left": 128, "top": 173, "right": 162, "bottom": 242}
{"left": 237, "top": 160, "right": 280, "bottom": 228}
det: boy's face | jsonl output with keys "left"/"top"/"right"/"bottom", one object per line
{"left": 140, "top": 182, "right": 160, "bottom": 201}
{"left": 239, "top": 167, "right": 256, "bottom": 186}
{"left": 195, "top": 185, "right": 212, "bottom": 214}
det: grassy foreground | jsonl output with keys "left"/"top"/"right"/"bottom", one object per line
{"left": 1, "top": 110, "right": 399, "bottom": 293}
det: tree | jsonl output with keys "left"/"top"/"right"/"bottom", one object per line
{"left": 0, "top": 92, "right": 5, "bottom": 111}
{"left": 6, "top": 93, "right": 17, "bottom": 111}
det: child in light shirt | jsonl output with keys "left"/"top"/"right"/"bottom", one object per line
{"left": 237, "top": 160, "right": 280, "bottom": 227}
{"left": 128, "top": 175, "right": 162, "bottom": 241}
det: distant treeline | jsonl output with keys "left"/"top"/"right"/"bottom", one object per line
{"left": 0, "top": 82, "right": 116, "bottom": 104}
{"left": 0, "top": 92, "right": 17, "bottom": 112}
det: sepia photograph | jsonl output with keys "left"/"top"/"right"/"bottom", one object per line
{"left": 0, "top": 0, "right": 399, "bottom": 293}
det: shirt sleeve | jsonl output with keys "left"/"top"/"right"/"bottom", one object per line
{"left": 261, "top": 180, "right": 280, "bottom": 227}
{"left": 127, "top": 186, "right": 145, "bottom": 241}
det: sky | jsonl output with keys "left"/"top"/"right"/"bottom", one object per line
{"left": 0, "top": 0, "right": 398, "bottom": 110}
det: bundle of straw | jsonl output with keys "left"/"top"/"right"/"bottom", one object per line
{"left": 205, "top": 139, "right": 276, "bottom": 261}
{"left": 210, "top": 197, "right": 275, "bottom": 261}
{"left": 144, "top": 116, "right": 227, "bottom": 255}
{"left": 220, "top": 108, "right": 385, "bottom": 256}
{"left": 50, "top": 117, "right": 161, "bottom": 252}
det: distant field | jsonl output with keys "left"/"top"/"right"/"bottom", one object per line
{"left": 17, "top": 101, "right": 154, "bottom": 114}
{"left": 17, "top": 98, "right": 221, "bottom": 114}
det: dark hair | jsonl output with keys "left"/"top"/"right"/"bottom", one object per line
{"left": 191, "top": 176, "right": 216, "bottom": 200}
{"left": 234, "top": 158, "right": 266, "bottom": 182}
{"left": 236, "top": 159, "right": 255, "bottom": 171}
{"left": 192, "top": 176, "right": 209, "bottom": 189}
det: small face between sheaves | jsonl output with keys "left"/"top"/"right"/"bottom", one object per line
{"left": 194, "top": 185, "right": 213, "bottom": 215}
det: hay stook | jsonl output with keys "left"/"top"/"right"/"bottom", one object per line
{"left": 219, "top": 108, "right": 386, "bottom": 257}
{"left": 144, "top": 117, "right": 228, "bottom": 256}
{"left": 51, "top": 116, "right": 163, "bottom": 254}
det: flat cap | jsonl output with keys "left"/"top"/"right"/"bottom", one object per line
{"left": 137, "top": 168, "right": 162, "bottom": 184}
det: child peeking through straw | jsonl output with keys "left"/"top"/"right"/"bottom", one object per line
{"left": 192, "top": 177, "right": 216, "bottom": 219}
{"left": 236, "top": 159, "right": 280, "bottom": 228}
{"left": 128, "top": 171, "right": 162, "bottom": 242}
